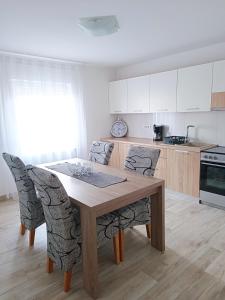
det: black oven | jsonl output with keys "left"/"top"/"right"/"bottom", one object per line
{"left": 200, "top": 160, "right": 225, "bottom": 196}
{"left": 200, "top": 148, "right": 225, "bottom": 209}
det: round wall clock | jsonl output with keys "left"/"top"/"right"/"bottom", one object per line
{"left": 111, "top": 119, "right": 128, "bottom": 138}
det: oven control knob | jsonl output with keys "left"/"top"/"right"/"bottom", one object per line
{"left": 214, "top": 156, "right": 218, "bottom": 160}
{"left": 204, "top": 155, "right": 208, "bottom": 159}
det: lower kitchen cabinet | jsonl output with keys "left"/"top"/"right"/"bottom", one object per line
{"left": 108, "top": 141, "right": 167, "bottom": 183}
{"left": 108, "top": 142, "right": 120, "bottom": 169}
{"left": 119, "top": 142, "right": 130, "bottom": 169}
{"left": 154, "top": 157, "right": 167, "bottom": 182}
{"left": 106, "top": 138, "right": 202, "bottom": 197}
{"left": 167, "top": 149, "right": 200, "bottom": 197}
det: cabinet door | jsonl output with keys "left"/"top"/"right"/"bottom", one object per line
{"left": 127, "top": 76, "right": 149, "bottom": 113}
{"left": 167, "top": 149, "right": 200, "bottom": 197}
{"left": 150, "top": 70, "right": 177, "bottom": 113}
{"left": 119, "top": 143, "right": 131, "bottom": 169}
{"left": 177, "top": 63, "right": 213, "bottom": 112}
{"left": 109, "top": 80, "right": 127, "bottom": 114}
{"left": 154, "top": 157, "right": 167, "bottom": 182}
{"left": 213, "top": 60, "right": 225, "bottom": 92}
{"left": 108, "top": 142, "right": 120, "bottom": 169}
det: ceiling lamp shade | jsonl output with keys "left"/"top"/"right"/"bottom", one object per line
{"left": 78, "top": 15, "right": 120, "bottom": 36}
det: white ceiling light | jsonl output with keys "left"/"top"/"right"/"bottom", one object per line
{"left": 78, "top": 15, "right": 120, "bottom": 36}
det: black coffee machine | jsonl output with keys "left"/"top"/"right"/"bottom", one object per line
{"left": 153, "top": 124, "right": 164, "bottom": 141}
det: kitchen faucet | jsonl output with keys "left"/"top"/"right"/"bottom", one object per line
{"left": 186, "top": 125, "right": 195, "bottom": 143}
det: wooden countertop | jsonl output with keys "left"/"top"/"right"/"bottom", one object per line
{"left": 102, "top": 136, "right": 216, "bottom": 153}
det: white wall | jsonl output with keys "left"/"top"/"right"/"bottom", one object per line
{"left": 83, "top": 65, "right": 115, "bottom": 154}
{"left": 115, "top": 43, "right": 225, "bottom": 145}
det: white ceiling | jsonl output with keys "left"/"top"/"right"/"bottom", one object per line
{"left": 0, "top": 0, "right": 225, "bottom": 67}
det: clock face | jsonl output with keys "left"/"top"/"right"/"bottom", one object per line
{"left": 111, "top": 120, "right": 128, "bottom": 138}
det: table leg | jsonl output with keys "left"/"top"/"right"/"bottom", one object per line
{"left": 151, "top": 183, "right": 165, "bottom": 252}
{"left": 81, "top": 208, "right": 99, "bottom": 299}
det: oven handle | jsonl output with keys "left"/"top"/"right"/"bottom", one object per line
{"left": 201, "top": 162, "right": 225, "bottom": 168}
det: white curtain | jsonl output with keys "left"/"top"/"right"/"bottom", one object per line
{"left": 0, "top": 54, "right": 87, "bottom": 196}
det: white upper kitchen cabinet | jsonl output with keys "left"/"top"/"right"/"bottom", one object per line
{"left": 177, "top": 63, "right": 213, "bottom": 112}
{"left": 150, "top": 70, "right": 177, "bottom": 113}
{"left": 127, "top": 75, "right": 150, "bottom": 113}
{"left": 212, "top": 60, "right": 225, "bottom": 92}
{"left": 109, "top": 80, "right": 127, "bottom": 114}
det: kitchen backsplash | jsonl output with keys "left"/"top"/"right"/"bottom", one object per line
{"left": 116, "top": 111, "right": 225, "bottom": 146}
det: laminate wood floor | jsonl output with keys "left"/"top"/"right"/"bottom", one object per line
{"left": 1, "top": 190, "right": 225, "bottom": 300}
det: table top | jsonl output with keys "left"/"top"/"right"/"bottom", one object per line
{"left": 39, "top": 158, "right": 164, "bottom": 216}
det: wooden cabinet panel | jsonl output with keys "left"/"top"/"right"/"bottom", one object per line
{"left": 155, "top": 157, "right": 167, "bottom": 182}
{"left": 127, "top": 76, "right": 150, "bottom": 113}
{"left": 167, "top": 149, "right": 200, "bottom": 197}
{"left": 150, "top": 70, "right": 177, "bottom": 113}
{"left": 105, "top": 139, "right": 202, "bottom": 196}
{"left": 109, "top": 80, "right": 127, "bottom": 114}
{"left": 211, "top": 92, "right": 225, "bottom": 110}
{"left": 177, "top": 63, "right": 213, "bottom": 112}
{"left": 119, "top": 143, "right": 131, "bottom": 169}
{"left": 108, "top": 142, "right": 120, "bottom": 169}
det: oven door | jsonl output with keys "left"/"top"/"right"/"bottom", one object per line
{"left": 200, "top": 161, "right": 225, "bottom": 196}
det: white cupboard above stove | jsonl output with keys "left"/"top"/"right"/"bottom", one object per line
{"left": 150, "top": 70, "right": 177, "bottom": 113}
{"left": 127, "top": 75, "right": 149, "bottom": 113}
{"left": 177, "top": 63, "right": 213, "bottom": 112}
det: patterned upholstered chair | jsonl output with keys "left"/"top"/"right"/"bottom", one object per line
{"left": 2, "top": 153, "right": 45, "bottom": 247}
{"left": 89, "top": 141, "right": 114, "bottom": 165}
{"left": 117, "top": 146, "right": 160, "bottom": 261}
{"left": 27, "top": 165, "right": 120, "bottom": 292}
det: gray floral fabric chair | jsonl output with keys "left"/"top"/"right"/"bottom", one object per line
{"left": 116, "top": 146, "right": 160, "bottom": 261}
{"left": 27, "top": 165, "right": 120, "bottom": 292}
{"left": 2, "top": 153, "right": 45, "bottom": 246}
{"left": 89, "top": 141, "right": 114, "bottom": 165}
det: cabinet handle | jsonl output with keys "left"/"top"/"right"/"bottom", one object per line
{"left": 133, "top": 109, "right": 143, "bottom": 112}
{"left": 114, "top": 110, "right": 122, "bottom": 113}
{"left": 175, "top": 150, "right": 189, "bottom": 154}
{"left": 186, "top": 107, "right": 200, "bottom": 111}
{"left": 157, "top": 108, "right": 168, "bottom": 112}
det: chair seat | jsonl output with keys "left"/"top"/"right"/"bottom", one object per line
{"left": 116, "top": 197, "right": 151, "bottom": 230}
{"left": 72, "top": 207, "right": 119, "bottom": 247}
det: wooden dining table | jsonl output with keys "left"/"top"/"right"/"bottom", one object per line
{"left": 40, "top": 158, "right": 165, "bottom": 299}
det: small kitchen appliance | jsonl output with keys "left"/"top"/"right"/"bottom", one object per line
{"left": 200, "top": 146, "right": 225, "bottom": 210}
{"left": 153, "top": 124, "right": 164, "bottom": 141}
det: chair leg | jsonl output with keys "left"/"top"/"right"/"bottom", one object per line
{"left": 20, "top": 223, "right": 26, "bottom": 235}
{"left": 146, "top": 224, "right": 151, "bottom": 239}
{"left": 113, "top": 233, "right": 120, "bottom": 265}
{"left": 29, "top": 229, "right": 35, "bottom": 247}
{"left": 64, "top": 271, "right": 72, "bottom": 292}
{"left": 47, "top": 256, "right": 54, "bottom": 273}
{"left": 119, "top": 229, "right": 124, "bottom": 262}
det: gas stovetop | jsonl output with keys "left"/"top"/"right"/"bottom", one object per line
{"left": 201, "top": 146, "right": 225, "bottom": 163}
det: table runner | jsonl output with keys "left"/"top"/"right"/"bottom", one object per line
{"left": 47, "top": 162, "right": 127, "bottom": 188}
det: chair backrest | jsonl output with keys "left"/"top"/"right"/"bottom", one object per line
{"left": 2, "top": 152, "right": 44, "bottom": 229}
{"left": 27, "top": 165, "right": 81, "bottom": 271}
{"left": 89, "top": 141, "right": 114, "bottom": 165}
{"left": 124, "top": 146, "right": 160, "bottom": 176}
